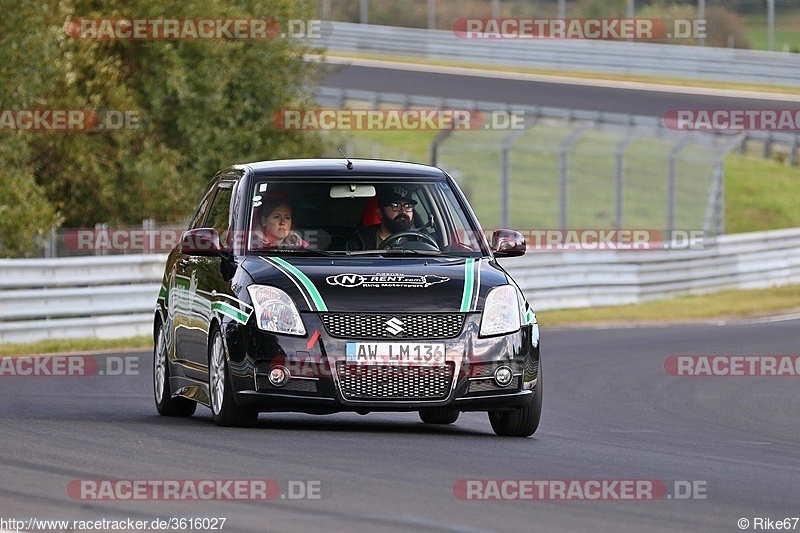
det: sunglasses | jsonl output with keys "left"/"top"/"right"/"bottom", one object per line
{"left": 386, "top": 202, "right": 415, "bottom": 212}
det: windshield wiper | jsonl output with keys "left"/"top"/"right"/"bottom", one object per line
{"left": 263, "top": 248, "right": 339, "bottom": 256}
{"left": 347, "top": 248, "right": 442, "bottom": 256}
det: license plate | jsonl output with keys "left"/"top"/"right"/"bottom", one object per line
{"left": 345, "top": 342, "right": 446, "bottom": 365}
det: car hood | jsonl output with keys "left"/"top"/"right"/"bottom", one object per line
{"left": 241, "top": 255, "right": 508, "bottom": 313}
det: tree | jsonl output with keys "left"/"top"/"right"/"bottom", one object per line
{"left": 0, "top": 0, "right": 326, "bottom": 256}
{"left": 0, "top": 0, "right": 61, "bottom": 257}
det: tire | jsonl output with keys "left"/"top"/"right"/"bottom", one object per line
{"left": 419, "top": 408, "right": 460, "bottom": 425}
{"left": 208, "top": 326, "right": 258, "bottom": 427}
{"left": 153, "top": 320, "right": 196, "bottom": 417}
{"left": 488, "top": 361, "right": 542, "bottom": 437}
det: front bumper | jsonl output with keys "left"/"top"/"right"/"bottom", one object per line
{"left": 224, "top": 313, "right": 539, "bottom": 413}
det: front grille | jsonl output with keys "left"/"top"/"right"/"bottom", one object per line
{"left": 336, "top": 362, "right": 454, "bottom": 401}
{"left": 321, "top": 313, "right": 464, "bottom": 339}
{"left": 468, "top": 376, "right": 520, "bottom": 394}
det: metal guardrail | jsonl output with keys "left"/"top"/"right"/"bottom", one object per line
{"left": 0, "top": 255, "right": 166, "bottom": 344}
{"left": 2, "top": 228, "right": 799, "bottom": 343}
{"left": 501, "top": 227, "right": 800, "bottom": 310}
{"left": 317, "top": 21, "right": 800, "bottom": 87}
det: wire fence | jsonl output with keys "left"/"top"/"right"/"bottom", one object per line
{"left": 328, "top": 89, "right": 741, "bottom": 237}
{"left": 37, "top": 221, "right": 187, "bottom": 259}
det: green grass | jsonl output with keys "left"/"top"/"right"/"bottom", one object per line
{"left": 745, "top": 12, "right": 800, "bottom": 52}
{"left": 725, "top": 154, "right": 800, "bottom": 233}
{"left": 0, "top": 336, "right": 151, "bottom": 356}
{"left": 747, "top": 29, "right": 800, "bottom": 52}
{"left": 540, "top": 284, "right": 800, "bottom": 327}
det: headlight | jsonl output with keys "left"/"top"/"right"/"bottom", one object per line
{"left": 479, "top": 285, "right": 521, "bottom": 337}
{"left": 247, "top": 285, "right": 306, "bottom": 335}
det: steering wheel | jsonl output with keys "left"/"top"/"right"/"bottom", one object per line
{"left": 378, "top": 230, "right": 440, "bottom": 251}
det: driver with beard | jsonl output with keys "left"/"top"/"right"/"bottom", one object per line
{"left": 346, "top": 185, "right": 419, "bottom": 251}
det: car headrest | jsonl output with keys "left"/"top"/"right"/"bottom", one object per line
{"left": 362, "top": 196, "right": 380, "bottom": 226}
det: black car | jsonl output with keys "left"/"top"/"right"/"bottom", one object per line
{"left": 153, "top": 158, "right": 541, "bottom": 436}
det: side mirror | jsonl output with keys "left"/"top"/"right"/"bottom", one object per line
{"left": 179, "top": 228, "right": 222, "bottom": 256}
{"left": 491, "top": 229, "right": 526, "bottom": 257}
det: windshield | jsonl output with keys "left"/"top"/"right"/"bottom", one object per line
{"left": 246, "top": 177, "right": 487, "bottom": 256}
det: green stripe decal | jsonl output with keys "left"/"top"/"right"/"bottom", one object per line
{"left": 460, "top": 258, "right": 475, "bottom": 312}
{"left": 270, "top": 257, "right": 328, "bottom": 312}
{"left": 524, "top": 307, "right": 535, "bottom": 325}
{"left": 212, "top": 301, "right": 251, "bottom": 325}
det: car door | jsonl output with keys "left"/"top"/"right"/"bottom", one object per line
{"left": 171, "top": 185, "right": 214, "bottom": 370}
{"left": 180, "top": 179, "right": 237, "bottom": 380}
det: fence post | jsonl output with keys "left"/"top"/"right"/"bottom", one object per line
{"left": 767, "top": 0, "right": 775, "bottom": 51}
{"left": 360, "top": 0, "right": 368, "bottom": 24}
{"left": 703, "top": 157, "right": 723, "bottom": 236}
{"left": 95, "top": 223, "right": 108, "bottom": 256}
{"left": 667, "top": 138, "right": 690, "bottom": 234}
{"left": 430, "top": 128, "right": 454, "bottom": 166}
{"left": 615, "top": 130, "right": 636, "bottom": 230}
{"left": 559, "top": 126, "right": 589, "bottom": 229}
{"left": 143, "top": 218, "right": 155, "bottom": 254}
{"left": 500, "top": 128, "right": 527, "bottom": 228}
{"left": 44, "top": 227, "right": 57, "bottom": 258}
{"left": 698, "top": 0, "right": 705, "bottom": 46}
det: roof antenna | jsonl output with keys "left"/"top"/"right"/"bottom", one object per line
{"left": 338, "top": 148, "right": 354, "bottom": 170}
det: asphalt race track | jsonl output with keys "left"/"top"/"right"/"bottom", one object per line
{"left": 319, "top": 59, "right": 800, "bottom": 117}
{"left": 1, "top": 317, "right": 798, "bottom": 532}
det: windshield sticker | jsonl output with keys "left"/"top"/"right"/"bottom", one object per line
{"left": 326, "top": 273, "right": 449, "bottom": 289}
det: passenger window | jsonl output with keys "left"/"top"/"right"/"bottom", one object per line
{"left": 204, "top": 184, "right": 234, "bottom": 237}
{"left": 188, "top": 193, "right": 212, "bottom": 230}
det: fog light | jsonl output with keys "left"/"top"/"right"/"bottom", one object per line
{"left": 494, "top": 366, "right": 514, "bottom": 387}
{"left": 268, "top": 366, "right": 290, "bottom": 387}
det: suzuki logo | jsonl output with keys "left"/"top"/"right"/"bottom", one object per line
{"left": 384, "top": 317, "right": 405, "bottom": 336}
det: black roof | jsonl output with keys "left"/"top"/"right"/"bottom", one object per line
{"left": 236, "top": 158, "right": 447, "bottom": 179}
